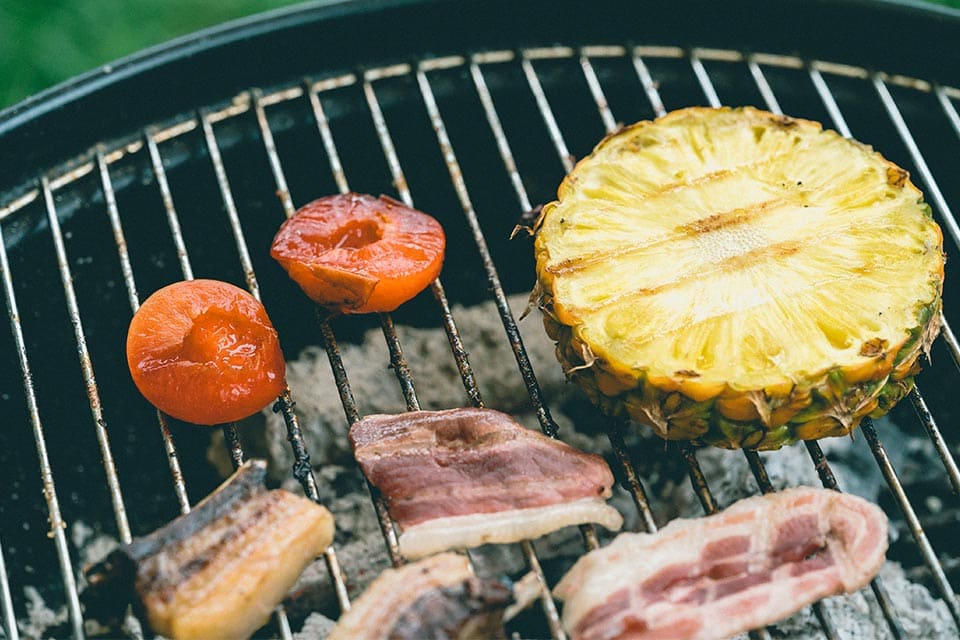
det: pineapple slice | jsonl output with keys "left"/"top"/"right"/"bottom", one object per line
{"left": 534, "top": 107, "right": 944, "bottom": 450}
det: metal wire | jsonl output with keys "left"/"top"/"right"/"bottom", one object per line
{"left": 0, "top": 539, "right": 18, "bottom": 640}
{"left": 95, "top": 148, "right": 191, "bottom": 514}
{"left": 0, "top": 223, "right": 85, "bottom": 640}
{"left": 861, "top": 418, "right": 960, "bottom": 624}
{"left": 2, "top": 43, "right": 960, "bottom": 639}
{"left": 249, "top": 98, "right": 357, "bottom": 574}
{"left": 41, "top": 177, "right": 133, "bottom": 546}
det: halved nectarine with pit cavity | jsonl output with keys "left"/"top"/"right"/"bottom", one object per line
{"left": 270, "top": 193, "right": 446, "bottom": 314}
{"left": 126, "top": 279, "right": 286, "bottom": 425}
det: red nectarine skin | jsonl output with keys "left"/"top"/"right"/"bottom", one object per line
{"left": 126, "top": 279, "right": 286, "bottom": 425}
{"left": 270, "top": 193, "right": 446, "bottom": 314}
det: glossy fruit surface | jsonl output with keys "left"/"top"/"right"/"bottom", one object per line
{"left": 126, "top": 279, "right": 286, "bottom": 425}
{"left": 271, "top": 193, "right": 445, "bottom": 314}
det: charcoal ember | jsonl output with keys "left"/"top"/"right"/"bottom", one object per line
{"left": 292, "top": 612, "right": 336, "bottom": 639}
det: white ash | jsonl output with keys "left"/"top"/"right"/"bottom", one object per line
{"left": 293, "top": 612, "right": 337, "bottom": 639}
{"left": 769, "top": 562, "right": 957, "bottom": 639}
{"left": 17, "top": 587, "right": 64, "bottom": 640}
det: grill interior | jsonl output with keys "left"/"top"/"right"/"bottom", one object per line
{"left": 2, "top": 4, "right": 960, "bottom": 638}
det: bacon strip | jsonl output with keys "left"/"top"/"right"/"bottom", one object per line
{"left": 349, "top": 407, "right": 623, "bottom": 559}
{"left": 554, "top": 487, "right": 888, "bottom": 640}
{"left": 327, "top": 553, "right": 513, "bottom": 640}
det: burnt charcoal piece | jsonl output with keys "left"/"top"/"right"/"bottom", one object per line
{"left": 327, "top": 552, "right": 513, "bottom": 640}
{"left": 83, "top": 460, "right": 335, "bottom": 640}
{"left": 554, "top": 487, "right": 888, "bottom": 640}
{"left": 349, "top": 407, "right": 623, "bottom": 558}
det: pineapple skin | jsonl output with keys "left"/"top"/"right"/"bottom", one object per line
{"left": 534, "top": 107, "right": 944, "bottom": 450}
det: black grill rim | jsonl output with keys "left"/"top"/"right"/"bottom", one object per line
{"left": 2, "top": 0, "right": 960, "bottom": 202}
{"left": 2, "top": 1, "right": 960, "bottom": 638}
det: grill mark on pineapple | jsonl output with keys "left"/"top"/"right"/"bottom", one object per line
{"left": 547, "top": 197, "right": 783, "bottom": 276}
{"left": 678, "top": 200, "right": 777, "bottom": 234}
{"left": 569, "top": 239, "right": 805, "bottom": 308}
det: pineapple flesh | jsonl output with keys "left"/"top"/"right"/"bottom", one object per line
{"left": 534, "top": 107, "right": 944, "bottom": 450}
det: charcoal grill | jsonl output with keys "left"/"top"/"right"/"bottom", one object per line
{"left": 2, "top": 0, "right": 960, "bottom": 638}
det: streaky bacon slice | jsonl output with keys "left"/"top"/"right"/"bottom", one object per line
{"left": 349, "top": 407, "right": 623, "bottom": 559}
{"left": 327, "top": 552, "right": 513, "bottom": 640}
{"left": 554, "top": 487, "right": 888, "bottom": 640}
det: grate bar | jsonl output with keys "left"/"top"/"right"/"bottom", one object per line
{"left": 521, "top": 54, "right": 575, "bottom": 172}
{"left": 809, "top": 67, "right": 853, "bottom": 138}
{"left": 379, "top": 313, "right": 421, "bottom": 411}
{"left": 743, "top": 450, "right": 839, "bottom": 640}
{"left": 908, "top": 386, "right": 960, "bottom": 497}
{"left": 468, "top": 60, "right": 533, "bottom": 212}
{"left": 415, "top": 65, "right": 562, "bottom": 438}
{"left": 204, "top": 98, "right": 357, "bottom": 610}
{"left": 97, "top": 148, "right": 191, "bottom": 514}
{"left": 200, "top": 110, "right": 261, "bottom": 298}
{"left": 873, "top": 75, "right": 960, "bottom": 251}
{"left": 359, "top": 69, "right": 571, "bottom": 636}
{"left": 747, "top": 58, "right": 782, "bottom": 115}
{"left": 222, "top": 424, "right": 246, "bottom": 469}
{"left": 250, "top": 91, "right": 359, "bottom": 518}
{"left": 520, "top": 539, "right": 568, "bottom": 640}
{"left": 748, "top": 60, "right": 926, "bottom": 639}
{"left": 937, "top": 85, "right": 960, "bottom": 139}
{"left": 304, "top": 82, "right": 351, "bottom": 195}
{"left": 677, "top": 443, "right": 720, "bottom": 514}
{"left": 606, "top": 421, "right": 658, "bottom": 533}
{"left": 360, "top": 78, "right": 484, "bottom": 408}
{"left": 0, "top": 539, "right": 18, "bottom": 640}
{"left": 41, "top": 177, "right": 133, "bottom": 545}
{"left": 146, "top": 133, "right": 194, "bottom": 280}
{"left": 861, "top": 418, "right": 960, "bottom": 625}
{"left": 142, "top": 129, "right": 305, "bottom": 637}
{"left": 631, "top": 52, "right": 667, "bottom": 118}
{"left": 580, "top": 54, "right": 618, "bottom": 132}
{"left": 294, "top": 87, "right": 407, "bottom": 569}
{"left": 690, "top": 52, "right": 722, "bottom": 109}
{"left": 0, "top": 223, "right": 85, "bottom": 640}
{"left": 317, "top": 321, "right": 404, "bottom": 569}
{"left": 257, "top": 84, "right": 406, "bottom": 577}
{"left": 803, "top": 441, "right": 905, "bottom": 639}
{"left": 252, "top": 89, "right": 296, "bottom": 217}
{"left": 939, "top": 313, "right": 960, "bottom": 366}
{"left": 298, "top": 80, "right": 434, "bottom": 564}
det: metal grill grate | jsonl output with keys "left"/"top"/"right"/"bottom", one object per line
{"left": 1, "top": 43, "right": 959, "bottom": 640}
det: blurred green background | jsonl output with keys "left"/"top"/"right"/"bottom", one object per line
{"left": 0, "top": 0, "right": 305, "bottom": 109}
{"left": 1, "top": 0, "right": 959, "bottom": 110}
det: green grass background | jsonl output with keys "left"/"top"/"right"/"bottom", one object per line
{"left": 1, "top": 0, "right": 959, "bottom": 110}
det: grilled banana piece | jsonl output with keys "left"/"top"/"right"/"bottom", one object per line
{"left": 534, "top": 106, "right": 944, "bottom": 449}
